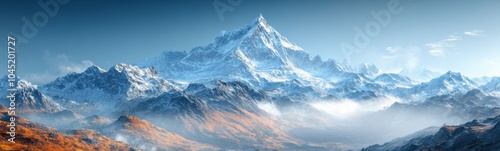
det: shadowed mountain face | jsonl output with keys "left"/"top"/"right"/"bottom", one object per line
{"left": 363, "top": 115, "right": 500, "bottom": 151}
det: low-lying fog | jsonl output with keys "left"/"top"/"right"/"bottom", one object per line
{"left": 257, "top": 96, "right": 459, "bottom": 149}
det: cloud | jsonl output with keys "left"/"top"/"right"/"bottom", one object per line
{"left": 426, "top": 30, "right": 484, "bottom": 56}
{"left": 24, "top": 51, "right": 94, "bottom": 84}
{"left": 56, "top": 56, "right": 94, "bottom": 74}
{"left": 382, "top": 46, "right": 401, "bottom": 59}
{"left": 256, "top": 102, "right": 281, "bottom": 116}
{"left": 386, "top": 46, "right": 399, "bottom": 53}
{"left": 310, "top": 97, "right": 399, "bottom": 119}
{"left": 464, "top": 30, "right": 484, "bottom": 36}
{"left": 425, "top": 35, "right": 460, "bottom": 56}
{"left": 380, "top": 45, "right": 421, "bottom": 71}
{"left": 447, "top": 35, "right": 461, "bottom": 41}
{"left": 427, "top": 48, "right": 444, "bottom": 56}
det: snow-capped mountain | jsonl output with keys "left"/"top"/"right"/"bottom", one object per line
{"left": 355, "top": 63, "right": 383, "bottom": 78}
{"left": 140, "top": 15, "right": 346, "bottom": 89}
{"left": 0, "top": 76, "right": 62, "bottom": 113}
{"left": 374, "top": 73, "right": 415, "bottom": 89}
{"left": 404, "top": 71, "right": 478, "bottom": 100}
{"left": 472, "top": 76, "right": 494, "bottom": 85}
{"left": 42, "top": 63, "right": 180, "bottom": 104}
{"left": 399, "top": 68, "right": 441, "bottom": 82}
{"left": 138, "top": 15, "right": 447, "bottom": 100}
{"left": 126, "top": 80, "right": 267, "bottom": 120}
{"left": 328, "top": 73, "right": 382, "bottom": 99}
{"left": 479, "top": 77, "right": 500, "bottom": 94}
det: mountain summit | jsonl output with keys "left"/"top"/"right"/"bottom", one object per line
{"left": 140, "top": 15, "right": 347, "bottom": 88}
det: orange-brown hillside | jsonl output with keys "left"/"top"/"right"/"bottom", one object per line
{"left": 0, "top": 108, "right": 138, "bottom": 151}
{"left": 104, "top": 115, "right": 216, "bottom": 151}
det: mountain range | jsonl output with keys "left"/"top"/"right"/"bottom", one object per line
{"left": 3, "top": 15, "right": 500, "bottom": 150}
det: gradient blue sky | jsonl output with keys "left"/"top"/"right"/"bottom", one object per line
{"left": 1, "top": 0, "right": 499, "bottom": 84}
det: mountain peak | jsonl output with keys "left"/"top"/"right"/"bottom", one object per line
{"left": 418, "top": 71, "right": 478, "bottom": 96}
{"left": 108, "top": 63, "right": 160, "bottom": 77}
{"left": 258, "top": 13, "right": 265, "bottom": 20}
{"left": 115, "top": 115, "right": 141, "bottom": 124}
{"left": 433, "top": 71, "right": 477, "bottom": 86}
{"left": 111, "top": 63, "right": 130, "bottom": 72}
{"left": 356, "top": 63, "right": 382, "bottom": 78}
{"left": 399, "top": 68, "right": 441, "bottom": 82}
{"left": 84, "top": 65, "right": 105, "bottom": 74}
{"left": 441, "top": 71, "right": 468, "bottom": 81}
{"left": 478, "top": 77, "right": 500, "bottom": 93}
{"left": 444, "top": 70, "right": 458, "bottom": 75}
{"left": 253, "top": 14, "right": 268, "bottom": 26}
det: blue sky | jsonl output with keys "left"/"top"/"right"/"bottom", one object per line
{"left": 1, "top": 0, "right": 499, "bottom": 84}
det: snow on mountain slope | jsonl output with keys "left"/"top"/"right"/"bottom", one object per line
{"left": 403, "top": 71, "right": 478, "bottom": 100}
{"left": 399, "top": 68, "right": 441, "bottom": 82}
{"left": 126, "top": 80, "right": 269, "bottom": 122}
{"left": 137, "top": 15, "right": 488, "bottom": 103}
{"left": 423, "top": 71, "right": 477, "bottom": 93}
{"left": 140, "top": 15, "right": 343, "bottom": 89}
{"left": 42, "top": 64, "right": 180, "bottom": 104}
{"left": 0, "top": 76, "right": 62, "bottom": 113}
{"left": 374, "top": 73, "right": 415, "bottom": 88}
{"left": 355, "top": 63, "right": 383, "bottom": 78}
{"left": 472, "top": 76, "right": 494, "bottom": 85}
{"left": 479, "top": 77, "right": 500, "bottom": 94}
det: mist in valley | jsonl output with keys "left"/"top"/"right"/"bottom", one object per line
{"left": 255, "top": 96, "right": 465, "bottom": 149}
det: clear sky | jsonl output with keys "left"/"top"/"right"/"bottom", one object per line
{"left": 1, "top": 0, "right": 499, "bottom": 84}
